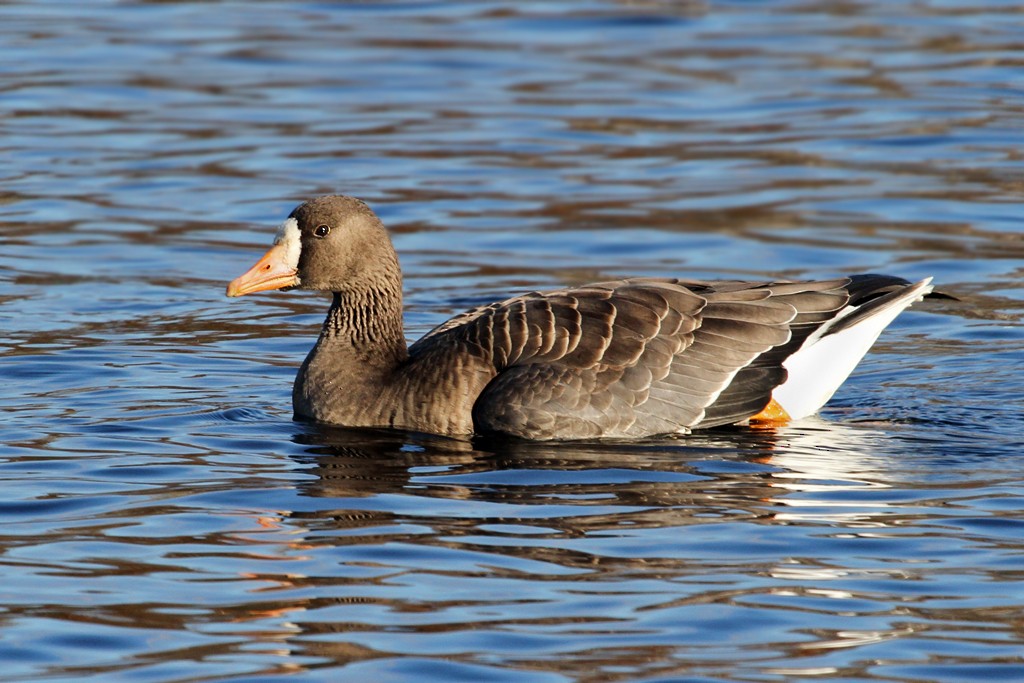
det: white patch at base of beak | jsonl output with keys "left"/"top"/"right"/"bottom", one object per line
{"left": 274, "top": 217, "right": 302, "bottom": 272}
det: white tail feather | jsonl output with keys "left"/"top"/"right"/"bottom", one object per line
{"left": 772, "top": 278, "right": 934, "bottom": 420}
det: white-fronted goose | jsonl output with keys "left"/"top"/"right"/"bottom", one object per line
{"left": 227, "top": 195, "right": 935, "bottom": 440}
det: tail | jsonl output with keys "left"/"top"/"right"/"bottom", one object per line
{"left": 771, "top": 277, "right": 934, "bottom": 420}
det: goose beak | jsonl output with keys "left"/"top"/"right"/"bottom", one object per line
{"left": 226, "top": 242, "right": 299, "bottom": 297}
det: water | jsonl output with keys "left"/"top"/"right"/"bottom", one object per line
{"left": 2, "top": 1, "right": 1023, "bottom": 681}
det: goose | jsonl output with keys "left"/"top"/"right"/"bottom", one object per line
{"left": 227, "top": 195, "right": 935, "bottom": 440}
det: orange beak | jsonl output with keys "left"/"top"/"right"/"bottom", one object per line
{"left": 226, "top": 242, "right": 300, "bottom": 297}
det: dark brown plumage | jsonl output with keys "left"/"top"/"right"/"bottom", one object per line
{"left": 227, "top": 195, "right": 934, "bottom": 440}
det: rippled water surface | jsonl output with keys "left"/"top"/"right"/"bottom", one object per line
{"left": 3, "top": 1, "right": 1023, "bottom": 681}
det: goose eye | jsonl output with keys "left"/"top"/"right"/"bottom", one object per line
{"left": 313, "top": 224, "right": 331, "bottom": 238}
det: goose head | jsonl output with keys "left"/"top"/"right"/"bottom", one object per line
{"left": 226, "top": 195, "right": 396, "bottom": 297}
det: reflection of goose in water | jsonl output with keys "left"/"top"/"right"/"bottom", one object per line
{"left": 283, "top": 418, "right": 924, "bottom": 544}
{"left": 756, "top": 417, "right": 896, "bottom": 486}
{"left": 227, "top": 195, "right": 939, "bottom": 440}
{"left": 749, "top": 417, "right": 912, "bottom": 527}
{"left": 239, "top": 419, "right": 931, "bottom": 673}
{"left": 287, "top": 421, "right": 894, "bottom": 514}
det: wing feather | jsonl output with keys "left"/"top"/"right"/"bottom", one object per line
{"left": 406, "top": 275, "right": 918, "bottom": 439}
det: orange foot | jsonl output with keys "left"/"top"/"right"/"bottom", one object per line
{"left": 749, "top": 398, "right": 791, "bottom": 425}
